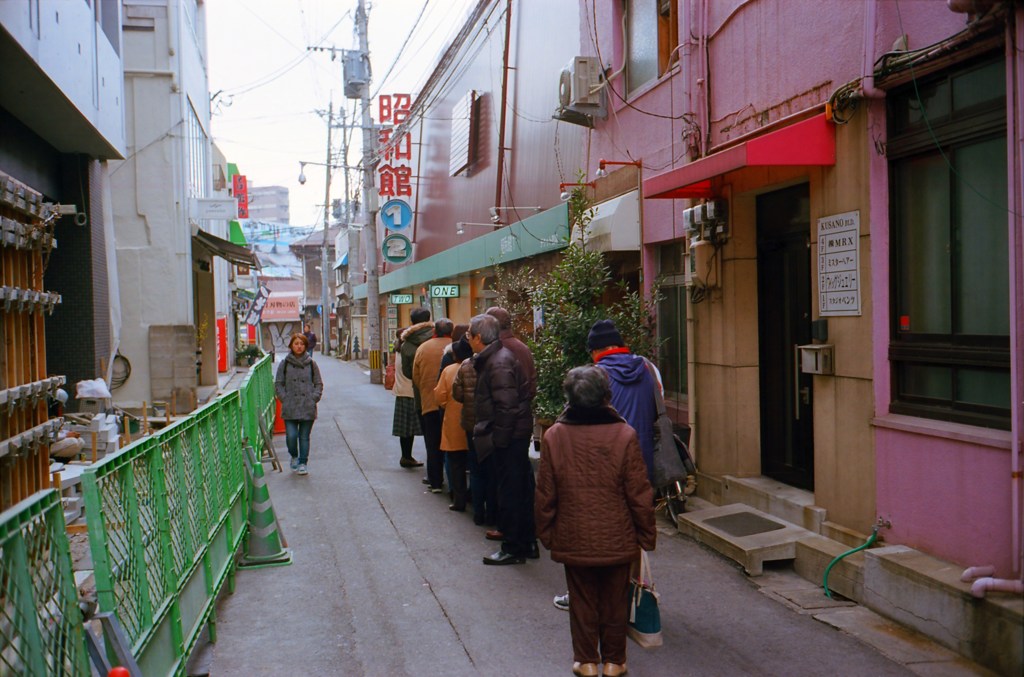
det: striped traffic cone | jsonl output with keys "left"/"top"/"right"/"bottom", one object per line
{"left": 239, "top": 445, "right": 293, "bottom": 568}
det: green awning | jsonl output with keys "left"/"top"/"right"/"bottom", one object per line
{"left": 354, "top": 203, "right": 570, "bottom": 299}
{"left": 229, "top": 220, "right": 248, "bottom": 246}
{"left": 227, "top": 162, "right": 240, "bottom": 179}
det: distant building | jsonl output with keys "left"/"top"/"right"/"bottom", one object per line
{"left": 247, "top": 185, "right": 290, "bottom": 224}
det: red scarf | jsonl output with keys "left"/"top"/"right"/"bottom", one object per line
{"left": 593, "top": 346, "right": 631, "bottom": 362}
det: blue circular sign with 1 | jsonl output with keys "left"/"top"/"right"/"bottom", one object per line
{"left": 380, "top": 199, "right": 413, "bottom": 231}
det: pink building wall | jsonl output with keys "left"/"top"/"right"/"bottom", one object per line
{"left": 871, "top": 10, "right": 1024, "bottom": 577}
{"left": 584, "top": 1, "right": 1022, "bottom": 574}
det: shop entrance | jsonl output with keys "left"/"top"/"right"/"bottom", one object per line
{"left": 756, "top": 184, "right": 814, "bottom": 490}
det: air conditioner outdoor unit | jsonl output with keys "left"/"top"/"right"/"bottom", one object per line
{"left": 558, "top": 56, "right": 603, "bottom": 108}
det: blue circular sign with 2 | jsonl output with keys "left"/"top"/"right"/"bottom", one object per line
{"left": 380, "top": 199, "right": 413, "bottom": 231}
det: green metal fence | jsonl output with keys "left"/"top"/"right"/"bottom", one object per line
{"left": 82, "top": 388, "right": 247, "bottom": 675}
{"left": 0, "top": 355, "right": 275, "bottom": 676}
{"left": 240, "top": 354, "right": 276, "bottom": 454}
{"left": 80, "top": 354, "right": 273, "bottom": 675}
{"left": 0, "top": 490, "right": 89, "bottom": 676}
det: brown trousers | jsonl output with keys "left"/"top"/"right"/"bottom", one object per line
{"left": 565, "top": 563, "right": 632, "bottom": 664}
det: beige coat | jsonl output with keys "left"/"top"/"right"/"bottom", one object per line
{"left": 412, "top": 335, "right": 450, "bottom": 413}
{"left": 434, "top": 362, "right": 468, "bottom": 452}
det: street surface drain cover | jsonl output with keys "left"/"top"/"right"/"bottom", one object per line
{"left": 704, "top": 512, "right": 787, "bottom": 537}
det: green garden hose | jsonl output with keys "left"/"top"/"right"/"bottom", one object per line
{"left": 823, "top": 526, "right": 879, "bottom": 599}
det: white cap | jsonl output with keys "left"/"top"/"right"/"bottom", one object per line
{"left": 54, "top": 388, "right": 68, "bottom": 404}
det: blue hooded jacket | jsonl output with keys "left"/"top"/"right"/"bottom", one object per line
{"left": 596, "top": 350, "right": 658, "bottom": 484}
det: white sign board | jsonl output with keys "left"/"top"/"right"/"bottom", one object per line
{"left": 817, "top": 210, "right": 861, "bottom": 316}
{"left": 189, "top": 197, "right": 239, "bottom": 220}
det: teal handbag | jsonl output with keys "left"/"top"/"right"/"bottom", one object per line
{"left": 627, "top": 551, "right": 663, "bottom": 648}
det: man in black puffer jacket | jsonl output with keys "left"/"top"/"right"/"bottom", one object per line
{"left": 468, "top": 313, "right": 537, "bottom": 565}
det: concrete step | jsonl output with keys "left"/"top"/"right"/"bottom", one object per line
{"left": 677, "top": 503, "right": 812, "bottom": 575}
{"left": 863, "top": 545, "right": 1023, "bottom": 676}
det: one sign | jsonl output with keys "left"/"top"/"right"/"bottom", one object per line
{"left": 380, "top": 199, "right": 413, "bottom": 231}
{"left": 260, "top": 292, "right": 302, "bottom": 322}
{"left": 190, "top": 197, "right": 239, "bottom": 220}
{"left": 390, "top": 293, "right": 413, "bottom": 304}
{"left": 382, "top": 233, "right": 413, "bottom": 264}
{"left": 430, "top": 284, "right": 459, "bottom": 298}
{"left": 244, "top": 285, "right": 271, "bottom": 325}
{"left": 817, "top": 210, "right": 861, "bottom": 316}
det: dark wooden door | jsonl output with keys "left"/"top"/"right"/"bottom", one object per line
{"left": 756, "top": 184, "right": 814, "bottom": 489}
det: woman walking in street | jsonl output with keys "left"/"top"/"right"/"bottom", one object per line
{"left": 535, "top": 366, "right": 656, "bottom": 677}
{"left": 274, "top": 332, "right": 324, "bottom": 476}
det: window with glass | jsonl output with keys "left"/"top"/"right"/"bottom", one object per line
{"left": 658, "top": 242, "right": 688, "bottom": 403}
{"left": 888, "top": 56, "right": 1010, "bottom": 429}
{"left": 186, "top": 99, "right": 209, "bottom": 199}
{"left": 624, "top": 0, "right": 678, "bottom": 94}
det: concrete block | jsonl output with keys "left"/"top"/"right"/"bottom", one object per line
{"left": 722, "top": 475, "right": 813, "bottom": 526}
{"left": 863, "top": 546, "right": 1023, "bottom": 676}
{"left": 803, "top": 504, "right": 827, "bottom": 533}
{"left": 821, "top": 520, "right": 871, "bottom": 549}
{"left": 695, "top": 471, "right": 723, "bottom": 505}
{"left": 678, "top": 503, "right": 810, "bottom": 576}
{"left": 794, "top": 535, "right": 864, "bottom": 602}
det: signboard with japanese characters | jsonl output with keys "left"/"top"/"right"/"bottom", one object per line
{"left": 817, "top": 210, "right": 861, "bottom": 316}
{"left": 260, "top": 291, "right": 302, "bottom": 322}
{"left": 232, "top": 174, "right": 249, "bottom": 219}
{"left": 376, "top": 94, "right": 414, "bottom": 202}
{"left": 244, "top": 285, "right": 271, "bottom": 325}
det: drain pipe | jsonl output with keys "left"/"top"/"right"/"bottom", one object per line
{"left": 823, "top": 518, "right": 890, "bottom": 599}
{"left": 961, "top": 566, "right": 1024, "bottom": 599}
{"left": 860, "top": 0, "right": 885, "bottom": 99}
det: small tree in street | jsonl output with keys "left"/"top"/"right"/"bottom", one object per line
{"left": 493, "top": 182, "right": 662, "bottom": 422}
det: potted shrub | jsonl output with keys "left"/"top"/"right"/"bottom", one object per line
{"left": 235, "top": 343, "right": 263, "bottom": 367}
{"left": 493, "top": 182, "right": 662, "bottom": 423}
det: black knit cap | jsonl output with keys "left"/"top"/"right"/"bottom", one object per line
{"left": 586, "top": 319, "right": 625, "bottom": 351}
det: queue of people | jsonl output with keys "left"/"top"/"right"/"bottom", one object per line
{"left": 388, "top": 309, "right": 658, "bottom": 676}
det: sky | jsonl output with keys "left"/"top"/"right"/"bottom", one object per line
{"left": 206, "top": 0, "right": 477, "bottom": 230}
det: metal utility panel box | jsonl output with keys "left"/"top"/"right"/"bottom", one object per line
{"left": 798, "top": 344, "right": 834, "bottom": 375}
{"left": 559, "top": 56, "right": 603, "bottom": 108}
{"left": 344, "top": 51, "right": 368, "bottom": 99}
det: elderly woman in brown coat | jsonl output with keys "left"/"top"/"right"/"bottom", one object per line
{"left": 535, "top": 365, "right": 656, "bottom": 677}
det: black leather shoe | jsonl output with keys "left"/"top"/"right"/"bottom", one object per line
{"left": 448, "top": 504, "right": 466, "bottom": 512}
{"left": 400, "top": 457, "right": 423, "bottom": 468}
{"left": 482, "top": 550, "right": 525, "bottom": 566}
{"left": 526, "top": 541, "right": 540, "bottom": 559}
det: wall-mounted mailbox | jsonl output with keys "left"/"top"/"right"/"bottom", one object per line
{"left": 798, "top": 344, "right": 834, "bottom": 375}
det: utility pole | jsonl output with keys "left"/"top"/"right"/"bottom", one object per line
{"left": 339, "top": 106, "right": 356, "bottom": 360}
{"left": 320, "top": 97, "right": 333, "bottom": 356}
{"left": 356, "top": 0, "right": 382, "bottom": 384}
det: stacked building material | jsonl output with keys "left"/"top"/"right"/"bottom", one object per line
{"left": 0, "top": 171, "right": 64, "bottom": 511}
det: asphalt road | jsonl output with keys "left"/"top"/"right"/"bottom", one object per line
{"left": 208, "top": 356, "right": 919, "bottom": 677}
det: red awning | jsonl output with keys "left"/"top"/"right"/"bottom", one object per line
{"left": 643, "top": 114, "right": 836, "bottom": 199}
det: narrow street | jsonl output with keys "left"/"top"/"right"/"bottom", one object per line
{"left": 206, "top": 356, "right": 958, "bottom": 676}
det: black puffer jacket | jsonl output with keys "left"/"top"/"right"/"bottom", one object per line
{"left": 451, "top": 357, "right": 478, "bottom": 433}
{"left": 473, "top": 339, "right": 532, "bottom": 453}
